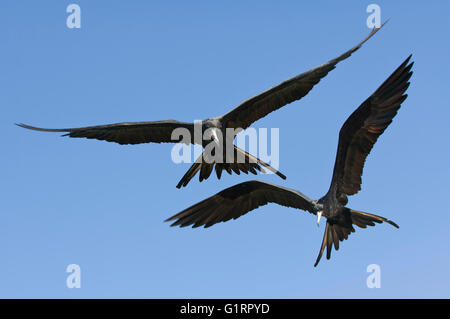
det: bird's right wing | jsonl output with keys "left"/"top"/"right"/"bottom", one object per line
{"left": 328, "top": 55, "right": 414, "bottom": 197}
{"left": 220, "top": 23, "right": 386, "bottom": 131}
{"left": 17, "top": 120, "right": 196, "bottom": 145}
{"left": 166, "top": 180, "right": 316, "bottom": 228}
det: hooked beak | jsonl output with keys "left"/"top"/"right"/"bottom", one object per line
{"left": 211, "top": 130, "right": 220, "bottom": 143}
{"left": 316, "top": 211, "right": 323, "bottom": 227}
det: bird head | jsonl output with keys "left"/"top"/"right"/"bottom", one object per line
{"left": 204, "top": 127, "right": 221, "bottom": 143}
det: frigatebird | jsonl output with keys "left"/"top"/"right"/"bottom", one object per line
{"left": 17, "top": 25, "right": 384, "bottom": 188}
{"left": 166, "top": 56, "right": 413, "bottom": 266}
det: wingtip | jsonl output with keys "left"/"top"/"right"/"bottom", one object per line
{"left": 368, "top": 19, "right": 388, "bottom": 36}
{"left": 350, "top": 19, "right": 387, "bottom": 54}
{"left": 379, "top": 18, "right": 390, "bottom": 29}
{"left": 14, "top": 123, "right": 70, "bottom": 133}
{"left": 405, "top": 54, "right": 413, "bottom": 64}
{"left": 400, "top": 55, "right": 414, "bottom": 77}
{"left": 387, "top": 219, "right": 400, "bottom": 229}
{"left": 164, "top": 216, "right": 174, "bottom": 223}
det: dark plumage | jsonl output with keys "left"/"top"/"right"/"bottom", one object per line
{"left": 166, "top": 56, "right": 414, "bottom": 266}
{"left": 17, "top": 25, "right": 384, "bottom": 188}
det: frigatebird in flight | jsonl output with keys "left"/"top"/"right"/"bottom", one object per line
{"left": 17, "top": 25, "right": 384, "bottom": 188}
{"left": 166, "top": 56, "right": 413, "bottom": 266}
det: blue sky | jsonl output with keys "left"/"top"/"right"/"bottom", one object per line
{"left": 1, "top": 1, "right": 449, "bottom": 298}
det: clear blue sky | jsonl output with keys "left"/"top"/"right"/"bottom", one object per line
{"left": 1, "top": 1, "right": 449, "bottom": 298}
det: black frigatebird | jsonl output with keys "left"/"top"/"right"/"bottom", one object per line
{"left": 17, "top": 25, "right": 385, "bottom": 188}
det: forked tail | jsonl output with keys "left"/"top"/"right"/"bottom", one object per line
{"left": 314, "top": 209, "right": 399, "bottom": 267}
{"left": 176, "top": 145, "right": 286, "bottom": 188}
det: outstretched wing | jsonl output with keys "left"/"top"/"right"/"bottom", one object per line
{"left": 166, "top": 180, "right": 316, "bottom": 228}
{"left": 17, "top": 120, "right": 196, "bottom": 145}
{"left": 329, "top": 55, "right": 414, "bottom": 197}
{"left": 220, "top": 23, "right": 385, "bottom": 131}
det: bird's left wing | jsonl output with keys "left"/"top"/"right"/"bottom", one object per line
{"left": 166, "top": 180, "right": 316, "bottom": 228}
{"left": 329, "top": 55, "right": 414, "bottom": 197}
{"left": 17, "top": 120, "right": 196, "bottom": 145}
{"left": 220, "top": 23, "right": 385, "bottom": 131}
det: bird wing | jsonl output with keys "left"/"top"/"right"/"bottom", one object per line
{"left": 17, "top": 120, "right": 196, "bottom": 145}
{"left": 220, "top": 23, "right": 385, "bottom": 131}
{"left": 328, "top": 55, "right": 414, "bottom": 197}
{"left": 166, "top": 180, "right": 316, "bottom": 228}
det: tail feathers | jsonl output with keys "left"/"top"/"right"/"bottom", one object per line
{"left": 234, "top": 147, "right": 286, "bottom": 180}
{"left": 314, "top": 221, "right": 354, "bottom": 267}
{"left": 176, "top": 160, "right": 263, "bottom": 188}
{"left": 176, "top": 155, "right": 202, "bottom": 188}
{"left": 175, "top": 146, "right": 286, "bottom": 188}
{"left": 199, "top": 161, "right": 214, "bottom": 181}
{"left": 314, "top": 209, "right": 399, "bottom": 267}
